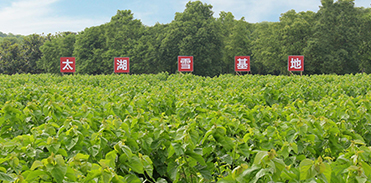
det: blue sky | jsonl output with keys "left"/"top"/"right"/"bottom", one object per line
{"left": 0, "top": 0, "right": 370, "bottom": 35}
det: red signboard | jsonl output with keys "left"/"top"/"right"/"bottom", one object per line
{"left": 60, "top": 57, "right": 75, "bottom": 73}
{"left": 114, "top": 57, "right": 130, "bottom": 73}
{"left": 288, "top": 55, "right": 304, "bottom": 71}
{"left": 178, "top": 56, "right": 193, "bottom": 72}
{"left": 235, "top": 56, "right": 250, "bottom": 72}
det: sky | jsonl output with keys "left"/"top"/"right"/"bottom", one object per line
{"left": 0, "top": 0, "right": 370, "bottom": 35}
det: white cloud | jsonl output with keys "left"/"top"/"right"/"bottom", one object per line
{"left": 0, "top": 0, "right": 107, "bottom": 35}
{"left": 205, "top": 0, "right": 370, "bottom": 23}
{"left": 1, "top": 0, "right": 370, "bottom": 35}
{"left": 205, "top": 0, "right": 319, "bottom": 22}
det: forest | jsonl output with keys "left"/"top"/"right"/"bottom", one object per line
{"left": 0, "top": 0, "right": 370, "bottom": 77}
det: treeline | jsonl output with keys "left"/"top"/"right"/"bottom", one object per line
{"left": 0, "top": 0, "right": 370, "bottom": 76}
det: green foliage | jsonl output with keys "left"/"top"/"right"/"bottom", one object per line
{"left": 1, "top": 73, "right": 371, "bottom": 182}
{"left": 305, "top": 0, "right": 362, "bottom": 74}
{"left": 1, "top": 1, "right": 371, "bottom": 76}
{"left": 160, "top": 1, "right": 223, "bottom": 76}
{"left": 0, "top": 39, "right": 25, "bottom": 74}
{"left": 38, "top": 32, "right": 76, "bottom": 74}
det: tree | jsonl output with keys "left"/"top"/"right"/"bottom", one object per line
{"left": 74, "top": 25, "right": 106, "bottom": 74}
{"left": 75, "top": 10, "right": 144, "bottom": 75}
{"left": 224, "top": 18, "right": 254, "bottom": 74}
{"left": 357, "top": 8, "right": 371, "bottom": 73}
{"left": 23, "top": 34, "right": 46, "bottom": 73}
{"left": 0, "top": 38, "right": 25, "bottom": 74}
{"left": 130, "top": 23, "right": 168, "bottom": 74}
{"left": 304, "top": 0, "right": 362, "bottom": 74}
{"left": 217, "top": 11, "right": 236, "bottom": 73}
{"left": 38, "top": 32, "right": 76, "bottom": 74}
{"left": 252, "top": 22, "right": 282, "bottom": 75}
{"left": 279, "top": 10, "right": 315, "bottom": 74}
{"left": 160, "top": 1, "right": 223, "bottom": 76}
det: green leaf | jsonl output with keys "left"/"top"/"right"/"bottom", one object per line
{"left": 220, "top": 154, "right": 233, "bottom": 165}
{"left": 167, "top": 161, "right": 178, "bottom": 181}
{"left": 140, "top": 154, "right": 154, "bottom": 177}
{"left": 124, "top": 174, "right": 141, "bottom": 183}
{"left": 185, "top": 150, "right": 206, "bottom": 166}
{"left": 89, "top": 145, "right": 100, "bottom": 157}
{"left": 290, "top": 142, "right": 298, "bottom": 154}
{"left": 65, "top": 166, "right": 77, "bottom": 181}
{"left": 31, "top": 160, "right": 44, "bottom": 170}
{"left": 128, "top": 155, "right": 144, "bottom": 174}
{"left": 120, "top": 144, "right": 133, "bottom": 158}
{"left": 253, "top": 151, "right": 268, "bottom": 166}
{"left": 0, "top": 172, "right": 15, "bottom": 182}
{"left": 251, "top": 168, "right": 270, "bottom": 183}
{"left": 66, "top": 137, "right": 79, "bottom": 151}
{"left": 84, "top": 165, "right": 102, "bottom": 183}
{"left": 196, "top": 164, "right": 212, "bottom": 180}
{"left": 105, "top": 150, "right": 117, "bottom": 168}
{"left": 10, "top": 157, "right": 19, "bottom": 168}
{"left": 171, "top": 142, "right": 184, "bottom": 156}
{"left": 361, "top": 161, "right": 371, "bottom": 178}
{"left": 356, "top": 176, "right": 367, "bottom": 183}
{"left": 74, "top": 153, "right": 90, "bottom": 161}
{"left": 168, "top": 144, "right": 175, "bottom": 158}
{"left": 25, "top": 169, "right": 48, "bottom": 182}
{"left": 322, "top": 162, "right": 332, "bottom": 183}
{"left": 201, "top": 126, "right": 215, "bottom": 144}
{"left": 214, "top": 134, "right": 234, "bottom": 150}
{"left": 299, "top": 159, "right": 313, "bottom": 180}
{"left": 50, "top": 155, "right": 67, "bottom": 183}
{"left": 102, "top": 170, "right": 113, "bottom": 183}
{"left": 0, "top": 158, "right": 8, "bottom": 164}
{"left": 156, "top": 178, "right": 168, "bottom": 183}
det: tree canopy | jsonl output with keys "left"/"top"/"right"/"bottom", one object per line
{"left": 0, "top": 0, "right": 370, "bottom": 76}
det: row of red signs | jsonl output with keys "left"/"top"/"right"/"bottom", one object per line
{"left": 60, "top": 56, "right": 304, "bottom": 73}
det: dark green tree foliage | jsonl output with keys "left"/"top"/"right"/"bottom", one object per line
{"left": 279, "top": 10, "right": 315, "bottom": 74}
{"left": 252, "top": 22, "right": 283, "bottom": 75}
{"left": 23, "top": 34, "right": 46, "bottom": 73}
{"left": 358, "top": 8, "right": 371, "bottom": 73}
{"left": 38, "top": 32, "right": 76, "bottom": 73}
{"left": 74, "top": 10, "right": 144, "bottom": 74}
{"left": 130, "top": 23, "right": 168, "bottom": 74}
{"left": 217, "top": 11, "right": 236, "bottom": 73}
{"left": 74, "top": 25, "right": 107, "bottom": 74}
{"left": 305, "top": 0, "right": 362, "bottom": 74}
{"left": 2, "top": 0, "right": 371, "bottom": 76}
{"left": 0, "top": 34, "right": 45, "bottom": 74}
{"left": 160, "top": 1, "right": 223, "bottom": 76}
{"left": 0, "top": 38, "right": 25, "bottom": 74}
{"left": 227, "top": 18, "right": 253, "bottom": 74}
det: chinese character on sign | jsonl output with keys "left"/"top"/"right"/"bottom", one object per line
{"left": 60, "top": 57, "right": 75, "bottom": 73}
{"left": 181, "top": 58, "right": 191, "bottom": 69}
{"left": 235, "top": 56, "right": 250, "bottom": 72}
{"left": 237, "top": 58, "right": 248, "bottom": 69}
{"left": 178, "top": 56, "right": 193, "bottom": 72}
{"left": 288, "top": 55, "right": 304, "bottom": 71}
{"left": 114, "top": 57, "right": 130, "bottom": 73}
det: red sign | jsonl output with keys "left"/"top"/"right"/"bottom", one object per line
{"left": 288, "top": 55, "right": 304, "bottom": 71}
{"left": 178, "top": 56, "right": 193, "bottom": 72}
{"left": 235, "top": 56, "right": 250, "bottom": 72}
{"left": 114, "top": 57, "right": 130, "bottom": 73}
{"left": 60, "top": 57, "right": 75, "bottom": 73}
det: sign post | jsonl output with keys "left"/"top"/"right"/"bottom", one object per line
{"left": 114, "top": 57, "right": 130, "bottom": 73}
{"left": 178, "top": 56, "right": 193, "bottom": 73}
{"left": 235, "top": 56, "right": 250, "bottom": 74}
{"left": 288, "top": 55, "right": 304, "bottom": 75}
{"left": 60, "top": 57, "right": 75, "bottom": 74}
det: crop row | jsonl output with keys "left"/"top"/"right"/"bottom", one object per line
{"left": 0, "top": 73, "right": 371, "bottom": 182}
